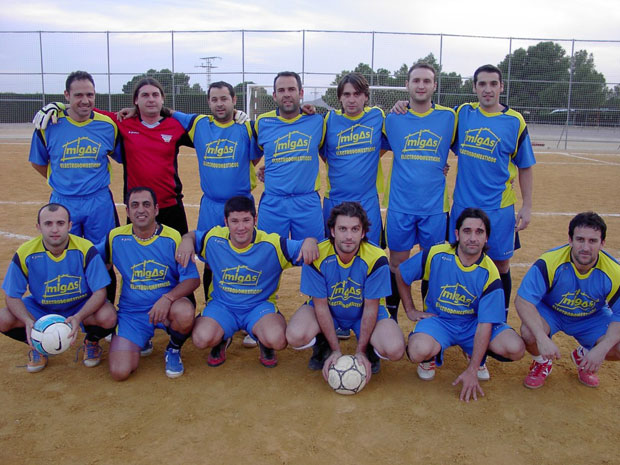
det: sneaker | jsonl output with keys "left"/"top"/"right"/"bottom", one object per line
{"left": 258, "top": 342, "right": 278, "bottom": 368}
{"left": 308, "top": 334, "right": 331, "bottom": 371}
{"left": 242, "top": 333, "right": 258, "bottom": 348}
{"left": 164, "top": 348, "right": 184, "bottom": 378}
{"left": 523, "top": 359, "right": 553, "bottom": 389}
{"left": 207, "top": 338, "right": 232, "bottom": 367}
{"left": 477, "top": 363, "right": 491, "bottom": 381}
{"left": 27, "top": 349, "right": 48, "bottom": 373}
{"left": 83, "top": 339, "right": 103, "bottom": 368}
{"left": 140, "top": 340, "right": 154, "bottom": 357}
{"left": 417, "top": 360, "right": 436, "bottom": 381}
{"left": 366, "top": 344, "right": 381, "bottom": 374}
{"left": 571, "top": 347, "right": 600, "bottom": 388}
{"left": 336, "top": 328, "right": 351, "bottom": 340}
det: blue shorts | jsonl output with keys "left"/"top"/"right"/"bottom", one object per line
{"left": 308, "top": 299, "right": 390, "bottom": 339}
{"left": 200, "top": 300, "right": 278, "bottom": 340}
{"left": 412, "top": 317, "right": 511, "bottom": 366}
{"left": 386, "top": 210, "right": 447, "bottom": 251}
{"left": 197, "top": 195, "right": 227, "bottom": 231}
{"left": 116, "top": 309, "right": 166, "bottom": 348}
{"left": 538, "top": 302, "right": 612, "bottom": 350}
{"left": 323, "top": 194, "right": 382, "bottom": 246}
{"left": 23, "top": 295, "right": 82, "bottom": 319}
{"left": 449, "top": 203, "right": 516, "bottom": 261}
{"left": 258, "top": 192, "right": 325, "bottom": 240}
{"left": 51, "top": 188, "right": 119, "bottom": 244}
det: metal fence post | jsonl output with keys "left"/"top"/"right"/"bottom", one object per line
{"left": 106, "top": 31, "right": 112, "bottom": 111}
{"left": 242, "top": 30, "right": 246, "bottom": 110}
{"left": 171, "top": 31, "right": 176, "bottom": 110}
{"left": 302, "top": 30, "right": 305, "bottom": 86}
{"left": 38, "top": 31, "right": 45, "bottom": 106}
{"left": 506, "top": 37, "right": 512, "bottom": 107}
{"left": 565, "top": 39, "right": 576, "bottom": 150}
{"left": 437, "top": 34, "right": 443, "bottom": 104}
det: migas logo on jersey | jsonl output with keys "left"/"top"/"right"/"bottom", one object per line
{"left": 329, "top": 278, "right": 363, "bottom": 303}
{"left": 204, "top": 139, "right": 237, "bottom": 160}
{"left": 43, "top": 274, "right": 82, "bottom": 298}
{"left": 438, "top": 283, "right": 476, "bottom": 307}
{"left": 555, "top": 289, "right": 598, "bottom": 315}
{"left": 274, "top": 131, "right": 311, "bottom": 157}
{"left": 131, "top": 260, "right": 168, "bottom": 283}
{"left": 61, "top": 137, "right": 102, "bottom": 161}
{"left": 403, "top": 129, "right": 441, "bottom": 153}
{"left": 221, "top": 265, "right": 261, "bottom": 286}
{"left": 462, "top": 128, "right": 500, "bottom": 153}
{"left": 336, "top": 124, "right": 373, "bottom": 149}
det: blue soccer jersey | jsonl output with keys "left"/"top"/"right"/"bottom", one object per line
{"left": 301, "top": 240, "right": 391, "bottom": 322}
{"left": 517, "top": 244, "right": 620, "bottom": 321}
{"left": 321, "top": 106, "right": 388, "bottom": 201}
{"left": 29, "top": 111, "right": 121, "bottom": 196}
{"left": 173, "top": 111, "right": 259, "bottom": 202}
{"left": 399, "top": 243, "right": 505, "bottom": 324}
{"left": 196, "top": 226, "right": 303, "bottom": 310}
{"left": 384, "top": 104, "right": 456, "bottom": 215}
{"left": 2, "top": 234, "right": 110, "bottom": 313}
{"left": 104, "top": 224, "right": 199, "bottom": 311}
{"left": 451, "top": 103, "right": 536, "bottom": 210}
{"left": 255, "top": 110, "right": 324, "bottom": 196}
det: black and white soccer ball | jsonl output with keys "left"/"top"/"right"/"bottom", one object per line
{"left": 327, "top": 354, "right": 367, "bottom": 395}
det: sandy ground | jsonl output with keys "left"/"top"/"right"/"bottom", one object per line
{"left": 0, "top": 133, "right": 619, "bottom": 465}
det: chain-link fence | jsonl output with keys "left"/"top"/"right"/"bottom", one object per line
{"left": 2, "top": 30, "right": 619, "bottom": 149}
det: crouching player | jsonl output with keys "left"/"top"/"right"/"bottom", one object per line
{"left": 286, "top": 202, "right": 405, "bottom": 383}
{"left": 396, "top": 208, "right": 525, "bottom": 401}
{"left": 176, "top": 196, "right": 318, "bottom": 368}
{"left": 516, "top": 212, "right": 620, "bottom": 389}
{"left": 104, "top": 187, "right": 199, "bottom": 380}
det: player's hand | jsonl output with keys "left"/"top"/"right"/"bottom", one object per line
{"left": 536, "top": 336, "right": 561, "bottom": 362}
{"left": 322, "top": 350, "right": 342, "bottom": 382}
{"left": 515, "top": 205, "right": 531, "bottom": 231}
{"left": 298, "top": 238, "right": 319, "bottom": 264}
{"left": 176, "top": 238, "right": 197, "bottom": 267}
{"left": 390, "top": 100, "right": 408, "bottom": 114}
{"left": 354, "top": 351, "right": 373, "bottom": 384}
{"left": 256, "top": 165, "right": 265, "bottom": 183}
{"left": 443, "top": 163, "right": 450, "bottom": 177}
{"left": 117, "top": 107, "right": 137, "bottom": 121}
{"left": 301, "top": 104, "right": 316, "bottom": 115}
{"left": 405, "top": 309, "right": 435, "bottom": 322}
{"left": 453, "top": 367, "right": 484, "bottom": 402}
{"left": 32, "top": 102, "right": 65, "bottom": 130}
{"left": 579, "top": 345, "right": 605, "bottom": 373}
{"left": 149, "top": 297, "right": 171, "bottom": 325}
{"left": 64, "top": 315, "right": 81, "bottom": 345}
{"left": 234, "top": 110, "right": 250, "bottom": 124}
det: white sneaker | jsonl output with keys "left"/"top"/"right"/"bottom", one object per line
{"left": 477, "top": 363, "right": 490, "bottom": 381}
{"left": 417, "top": 361, "right": 436, "bottom": 381}
{"left": 242, "top": 333, "right": 257, "bottom": 348}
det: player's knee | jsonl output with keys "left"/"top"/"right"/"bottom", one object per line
{"left": 191, "top": 327, "right": 215, "bottom": 350}
{"left": 170, "top": 303, "right": 195, "bottom": 331}
{"left": 502, "top": 336, "right": 526, "bottom": 360}
{"left": 383, "top": 341, "right": 405, "bottom": 361}
{"left": 97, "top": 305, "right": 117, "bottom": 329}
{"left": 0, "top": 308, "right": 16, "bottom": 332}
{"left": 285, "top": 325, "right": 307, "bottom": 348}
{"left": 109, "top": 362, "right": 132, "bottom": 382}
{"left": 408, "top": 337, "right": 433, "bottom": 362}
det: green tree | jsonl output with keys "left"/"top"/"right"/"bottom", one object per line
{"left": 122, "top": 69, "right": 205, "bottom": 95}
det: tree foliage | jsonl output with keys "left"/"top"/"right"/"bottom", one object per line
{"left": 122, "top": 69, "right": 205, "bottom": 95}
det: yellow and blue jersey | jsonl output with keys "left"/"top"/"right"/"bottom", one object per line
{"left": 254, "top": 110, "right": 324, "bottom": 196}
{"left": 29, "top": 110, "right": 121, "bottom": 196}
{"left": 321, "top": 106, "right": 388, "bottom": 200}
{"left": 399, "top": 243, "right": 505, "bottom": 323}
{"left": 518, "top": 244, "right": 620, "bottom": 320}
{"left": 2, "top": 234, "right": 110, "bottom": 313}
{"left": 104, "top": 224, "right": 199, "bottom": 311}
{"left": 196, "top": 226, "right": 303, "bottom": 310}
{"left": 173, "top": 111, "right": 259, "bottom": 202}
{"left": 384, "top": 104, "right": 456, "bottom": 215}
{"left": 452, "top": 103, "right": 536, "bottom": 210}
{"left": 301, "top": 240, "right": 390, "bottom": 322}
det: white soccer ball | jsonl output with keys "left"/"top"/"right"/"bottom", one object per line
{"left": 31, "top": 314, "right": 73, "bottom": 355}
{"left": 327, "top": 354, "right": 367, "bottom": 395}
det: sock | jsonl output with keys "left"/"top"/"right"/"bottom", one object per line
{"left": 202, "top": 268, "right": 213, "bottom": 301}
{"left": 533, "top": 354, "right": 546, "bottom": 363}
{"left": 2, "top": 328, "right": 28, "bottom": 343}
{"left": 167, "top": 327, "right": 190, "bottom": 351}
{"left": 106, "top": 268, "right": 117, "bottom": 304}
{"left": 84, "top": 325, "right": 113, "bottom": 343}
{"left": 386, "top": 271, "right": 400, "bottom": 322}
{"left": 500, "top": 271, "right": 512, "bottom": 312}
{"left": 293, "top": 337, "right": 316, "bottom": 351}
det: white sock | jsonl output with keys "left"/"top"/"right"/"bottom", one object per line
{"left": 533, "top": 354, "right": 546, "bottom": 363}
{"left": 293, "top": 337, "right": 316, "bottom": 351}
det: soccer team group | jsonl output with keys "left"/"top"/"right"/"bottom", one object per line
{"left": 1, "top": 62, "right": 619, "bottom": 401}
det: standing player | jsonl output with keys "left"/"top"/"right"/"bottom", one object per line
{"left": 450, "top": 64, "right": 535, "bottom": 313}
{"left": 384, "top": 62, "right": 456, "bottom": 322}
{"left": 254, "top": 71, "right": 325, "bottom": 241}
{"left": 0, "top": 204, "right": 116, "bottom": 372}
{"left": 396, "top": 208, "right": 525, "bottom": 401}
{"left": 104, "top": 187, "right": 199, "bottom": 380}
{"left": 175, "top": 196, "right": 319, "bottom": 368}
{"left": 286, "top": 202, "right": 405, "bottom": 380}
{"left": 321, "top": 73, "right": 388, "bottom": 246}
{"left": 516, "top": 212, "right": 620, "bottom": 389}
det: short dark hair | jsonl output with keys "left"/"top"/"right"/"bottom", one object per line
{"left": 37, "top": 203, "right": 71, "bottom": 224}
{"left": 569, "top": 211, "right": 607, "bottom": 241}
{"left": 273, "top": 71, "right": 302, "bottom": 92}
{"left": 451, "top": 208, "right": 491, "bottom": 252}
{"left": 326, "top": 202, "right": 371, "bottom": 243}
{"left": 407, "top": 62, "right": 437, "bottom": 81}
{"left": 208, "top": 81, "right": 235, "bottom": 99}
{"left": 224, "top": 196, "right": 256, "bottom": 219}
{"left": 473, "top": 64, "right": 503, "bottom": 85}
{"left": 126, "top": 186, "right": 158, "bottom": 206}
{"left": 65, "top": 71, "right": 95, "bottom": 92}
{"left": 337, "top": 73, "right": 370, "bottom": 100}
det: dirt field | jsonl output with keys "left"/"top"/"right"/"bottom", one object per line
{"left": 0, "top": 127, "right": 619, "bottom": 465}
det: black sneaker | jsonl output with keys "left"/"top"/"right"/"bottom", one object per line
{"left": 308, "top": 333, "right": 331, "bottom": 370}
{"left": 366, "top": 344, "right": 381, "bottom": 374}
{"left": 258, "top": 342, "right": 278, "bottom": 368}
{"left": 207, "top": 337, "right": 231, "bottom": 367}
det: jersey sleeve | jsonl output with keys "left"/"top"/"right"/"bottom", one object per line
{"left": 283, "top": 238, "right": 303, "bottom": 266}
{"left": 300, "top": 263, "right": 328, "bottom": 298}
{"left": 399, "top": 251, "right": 424, "bottom": 286}
{"left": 28, "top": 130, "right": 49, "bottom": 166}
{"left": 516, "top": 259, "right": 549, "bottom": 305}
{"left": 172, "top": 110, "right": 198, "bottom": 132}
{"left": 363, "top": 257, "right": 391, "bottom": 299}
{"left": 477, "top": 280, "right": 506, "bottom": 324}
{"left": 1, "top": 254, "right": 28, "bottom": 298}
{"left": 84, "top": 246, "right": 111, "bottom": 292}
{"left": 177, "top": 258, "right": 199, "bottom": 282}
{"left": 513, "top": 127, "right": 536, "bottom": 169}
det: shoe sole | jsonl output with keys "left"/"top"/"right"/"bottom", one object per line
{"left": 166, "top": 370, "right": 184, "bottom": 379}
{"left": 260, "top": 358, "right": 278, "bottom": 368}
{"left": 27, "top": 364, "right": 47, "bottom": 373}
{"left": 140, "top": 348, "right": 154, "bottom": 357}
{"left": 416, "top": 370, "right": 435, "bottom": 381}
{"left": 83, "top": 359, "right": 102, "bottom": 368}
{"left": 207, "top": 358, "right": 226, "bottom": 367}
{"left": 570, "top": 351, "right": 599, "bottom": 388}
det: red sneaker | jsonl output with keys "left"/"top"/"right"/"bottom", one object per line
{"left": 258, "top": 342, "right": 278, "bottom": 368}
{"left": 571, "top": 348, "right": 600, "bottom": 388}
{"left": 523, "top": 359, "right": 553, "bottom": 389}
{"left": 207, "top": 338, "right": 231, "bottom": 367}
